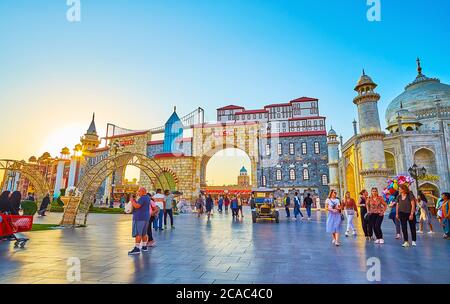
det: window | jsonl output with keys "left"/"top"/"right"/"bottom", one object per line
{"left": 276, "top": 170, "right": 282, "bottom": 181}
{"left": 303, "top": 169, "right": 310, "bottom": 180}
{"left": 289, "top": 169, "right": 296, "bottom": 180}
{"left": 289, "top": 143, "right": 295, "bottom": 155}
{"left": 314, "top": 142, "right": 320, "bottom": 154}
{"left": 266, "top": 144, "right": 271, "bottom": 156}
{"left": 322, "top": 175, "right": 328, "bottom": 185}
{"left": 277, "top": 143, "right": 282, "bottom": 156}
{"left": 262, "top": 175, "right": 267, "bottom": 187}
{"left": 301, "top": 142, "right": 307, "bottom": 155}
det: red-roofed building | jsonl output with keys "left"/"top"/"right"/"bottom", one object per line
{"left": 216, "top": 97, "right": 326, "bottom": 135}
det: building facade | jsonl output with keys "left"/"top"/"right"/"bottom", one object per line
{"left": 332, "top": 60, "right": 450, "bottom": 201}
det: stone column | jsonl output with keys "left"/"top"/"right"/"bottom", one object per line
{"left": 53, "top": 160, "right": 66, "bottom": 198}
{"left": 67, "top": 157, "right": 78, "bottom": 188}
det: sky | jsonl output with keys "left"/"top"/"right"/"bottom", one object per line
{"left": 1, "top": 0, "right": 449, "bottom": 184}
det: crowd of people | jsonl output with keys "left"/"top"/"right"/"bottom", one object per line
{"left": 324, "top": 186, "right": 450, "bottom": 247}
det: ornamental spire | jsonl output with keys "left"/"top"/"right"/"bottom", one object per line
{"left": 417, "top": 58, "right": 422, "bottom": 76}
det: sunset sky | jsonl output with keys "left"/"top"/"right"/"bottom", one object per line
{"left": 1, "top": 0, "right": 449, "bottom": 185}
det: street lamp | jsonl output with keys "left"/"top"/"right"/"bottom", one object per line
{"left": 408, "top": 164, "right": 426, "bottom": 195}
{"left": 109, "top": 139, "right": 122, "bottom": 208}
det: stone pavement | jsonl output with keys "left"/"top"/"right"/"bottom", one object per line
{"left": 0, "top": 208, "right": 449, "bottom": 284}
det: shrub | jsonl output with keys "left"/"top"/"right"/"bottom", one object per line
{"left": 21, "top": 200, "right": 38, "bottom": 216}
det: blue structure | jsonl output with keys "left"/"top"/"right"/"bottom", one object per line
{"left": 163, "top": 107, "right": 184, "bottom": 153}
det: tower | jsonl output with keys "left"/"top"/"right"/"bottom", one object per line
{"left": 353, "top": 71, "right": 389, "bottom": 191}
{"left": 237, "top": 166, "right": 250, "bottom": 187}
{"left": 163, "top": 107, "right": 184, "bottom": 154}
{"left": 80, "top": 113, "right": 100, "bottom": 151}
{"left": 327, "top": 127, "right": 340, "bottom": 193}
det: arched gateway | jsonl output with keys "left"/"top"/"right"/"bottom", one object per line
{"left": 60, "top": 152, "right": 170, "bottom": 227}
{"left": 0, "top": 159, "right": 51, "bottom": 202}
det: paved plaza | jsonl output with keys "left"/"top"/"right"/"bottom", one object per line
{"left": 0, "top": 208, "right": 449, "bottom": 284}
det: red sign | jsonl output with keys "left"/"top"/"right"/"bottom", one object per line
{"left": 119, "top": 139, "right": 135, "bottom": 147}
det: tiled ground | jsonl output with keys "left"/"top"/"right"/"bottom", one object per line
{"left": 0, "top": 208, "right": 449, "bottom": 284}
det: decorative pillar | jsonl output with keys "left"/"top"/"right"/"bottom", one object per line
{"left": 67, "top": 157, "right": 78, "bottom": 188}
{"left": 353, "top": 71, "right": 389, "bottom": 191}
{"left": 53, "top": 160, "right": 66, "bottom": 198}
{"left": 327, "top": 127, "right": 340, "bottom": 193}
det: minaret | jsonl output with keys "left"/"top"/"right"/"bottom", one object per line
{"left": 80, "top": 113, "right": 100, "bottom": 151}
{"left": 327, "top": 127, "right": 340, "bottom": 192}
{"left": 353, "top": 70, "right": 389, "bottom": 191}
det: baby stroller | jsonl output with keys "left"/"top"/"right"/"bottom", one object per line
{"left": 0, "top": 214, "right": 34, "bottom": 248}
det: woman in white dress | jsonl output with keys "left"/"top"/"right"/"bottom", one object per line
{"left": 326, "top": 189, "right": 342, "bottom": 246}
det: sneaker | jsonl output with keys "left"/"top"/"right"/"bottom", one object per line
{"left": 395, "top": 234, "right": 401, "bottom": 239}
{"left": 141, "top": 246, "right": 148, "bottom": 252}
{"left": 332, "top": 239, "right": 336, "bottom": 244}
{"left": 128, "top": 247, "right": 141, "bottom": 255}
{"left": 412, "top": 241, "right": 417, "bottom": 247}
{"left": 307, "top": 217, "right": 311, "bottom": 221}
{"left": 171, "top": 225, "right": 175, "bottom": 229}
{"left": 352, "top": 231, "right": 357, "bottom": 236}
{"left": 335, "top": 242, "right": 341, "bottom": 246}
{"left": 379, "top": 239, "right": 385, "bottom": 244}
{"left": 374, "top": 239, "right": 380, "bottom": 244}
{"left": 164, "top": 225, "right": 167, "bottom": 229}
{"left": 402, "top": 242, "right": 410, "bottom": 248}
{"left": 345, "top": 231, "right": 349, "bottom": 237}
{"left": 417, "top": 230, "right": 424, "bottom": 234}
{"left": 427, "top": 231, "right": 434, "bottom": 234}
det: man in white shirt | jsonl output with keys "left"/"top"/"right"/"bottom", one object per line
{"left": 153, "top": 189, "right": 165, "bottom": 231}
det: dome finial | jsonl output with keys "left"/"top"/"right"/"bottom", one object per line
{"left": 362, "top": 69, "right": 366, "bottom": 76}
{"left": 174, "top": 106, "right": 177, "bottom": 112}
{"left": 417, "top": 58, "right": 422, "bottom": 76}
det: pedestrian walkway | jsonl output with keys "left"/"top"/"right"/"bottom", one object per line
{"left": 0, "top": 208, "right": 449, "bottom": 284}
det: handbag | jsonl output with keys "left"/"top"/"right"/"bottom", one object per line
{"left": 364, "top": 212, "right": 370, "bottom": 221}
{"left": 124, "top": 201, "right": 133, "bottom": 214}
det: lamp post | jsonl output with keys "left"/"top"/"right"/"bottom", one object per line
{"left": 109, "top": 139, "right": 122, "bottom": 208}
{"left": 408, "top": 164, "right": 426, "bottom": 196}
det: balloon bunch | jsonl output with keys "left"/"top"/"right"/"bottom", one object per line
{"left": 382, "top": 175, "right": 415, "bottom": 203}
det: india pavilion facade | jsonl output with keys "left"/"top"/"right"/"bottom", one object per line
{"left": 329, "top": 59, "right": 450, "bottom": 203}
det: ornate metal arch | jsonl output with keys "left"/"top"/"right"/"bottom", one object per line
{"left": 61, "top": 152, "right": 171, "bottom": 227}
{"left": 0, "top": 159, "right": 50, "bottom": 202}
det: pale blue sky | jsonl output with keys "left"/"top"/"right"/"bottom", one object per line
{"left": 0, "top": 0, "right": 449, "bottom": 160}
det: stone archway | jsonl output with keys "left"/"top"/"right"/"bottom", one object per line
{"left": 60, "top": 153, "right": 169, "bottom": 226}
{"left": 200, "top": 147, "right": 256, "bottom": 187}
{"left": 192, "top": 122, "right": 260, "bottom": 192}
{"left": 0, "top": 159, "right": 51, "bottom": 202}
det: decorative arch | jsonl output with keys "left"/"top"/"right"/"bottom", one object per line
{"left": 418, "top": 182, "right": 440, "bottom": 205}
{"left": 345, "top": 163, "right": 356, "bottom": 200}
{"left": 384, "top": 151, "right": 396, "bottom": 176}
{"left": 199, "top": 146, "right": 256, "bottom": 187}
{"left": 60, "top": 153, "right": 169, "bottom": 227}
{"left": 413, "top": 147, "right": 437, "bottom": 175}
{"left": 0, "top": 160, "right": 50, "bottom": 202}
{"left": 155, "top": 168, "right": 179, "bottom": 191}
